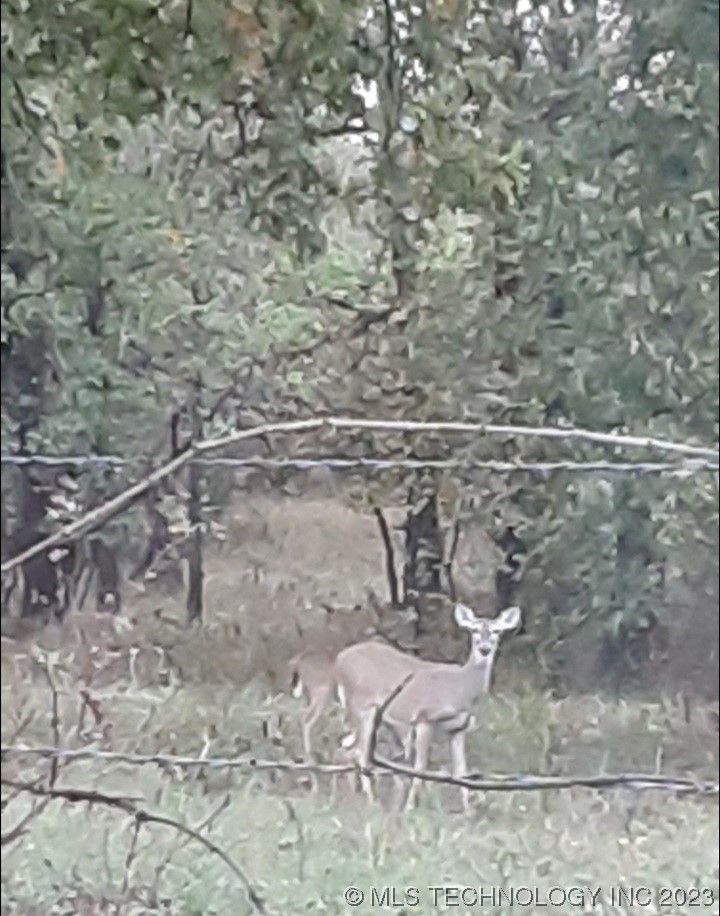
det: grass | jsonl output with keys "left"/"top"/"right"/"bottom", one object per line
{"left": 1, "top": 499, "right": 718, "bottom": 914}
{"left": 2, "top": 649, "right": 718, "bottom": 916}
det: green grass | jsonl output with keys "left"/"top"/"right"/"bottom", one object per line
{"left": 2, "top": 671, "right": 718, "bottom": 916}
{"left": 1, "top": 502, "right": 717, "bottom": 915}
{"left": 3, "top": 781, "right": 718, "bottom": 915}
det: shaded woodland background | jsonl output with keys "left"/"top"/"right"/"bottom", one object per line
{"left": 2, "top": 0, "right": 718, "bottom": 694}
{"left": 1, "top": 0, "right": 718, "bottom": 912}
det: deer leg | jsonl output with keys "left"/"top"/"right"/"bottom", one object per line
{"left": 338, "top": 704, "right": 364, "bottom": 794}
{"left": 354, "top": 706, "right": 379, "bottom": 803}
{"left": 449, "top": 728, "right": 470, "bottom": 814}
{"left": 392, "top": 724, "right": 416, "bottom": 810}
{"left": 300, "top": 683, "right": 333, "bottom": 761}
{"left": 405, "top": 721, "right": 432, "bottom": 811}
{"left": 330, "top": 739, "right": 359, "bottom": 800}
{"left": 299, "top": 684, "right": 334, "bottom": 794}
{"left": 340, "top": 738, "right": 360, "bottom": 795}
{"left": 300, "top": 713, "right": 314, "bottom": 763}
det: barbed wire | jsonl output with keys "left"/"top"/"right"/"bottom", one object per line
{"left": 1, "top": 745, "right": 717, "bottom": 796}
{"left": 3, "top": 415, "right": 719, "bottom": 576}
{"left": 1, "top": 454, "right": 718, "bottom": 475}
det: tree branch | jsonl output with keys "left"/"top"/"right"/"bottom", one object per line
{"left": 372, "top": 507, "right": 401, "bottom": 607}
{"left": 1, "top": 779, "right": 268, "bottom": 913}
{"left": 2, "top": 746, "right": 716, "bottom": 795}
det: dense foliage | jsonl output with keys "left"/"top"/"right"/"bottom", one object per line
{"left": 2, "top": 0, "right": 718, "bottom": 684}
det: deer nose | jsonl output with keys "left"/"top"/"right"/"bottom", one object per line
{"left": 478, "top": 646, "right": 491, "bottom": 657}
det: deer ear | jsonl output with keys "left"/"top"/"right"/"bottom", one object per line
{"left": 454, "top": 603, "right": 478, "bottom": 630}
{"left": 495, "top": 605, "right": 522, "bottom": 631}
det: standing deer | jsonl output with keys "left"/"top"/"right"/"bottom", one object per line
{"left": 339, "top": 603, "right": 521, "bottom": 811}
{"left": 291, "top": 603, "right": 521, "bottom": 812}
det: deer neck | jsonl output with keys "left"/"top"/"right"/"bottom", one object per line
{"left": 457, "top": 653, "right": 494, "bottom": 701}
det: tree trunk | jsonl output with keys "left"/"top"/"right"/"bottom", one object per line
{"left": 493, "top": 525, "right": 525, "bottom": 612}
{"left": 89, "top": 537, "right": 121, "bottom": 614}
{"left": 402, "top": 473, "right": 448, "bottom": 656}
{"left": 186, "top": 376, "right": 204, "bottom": 624}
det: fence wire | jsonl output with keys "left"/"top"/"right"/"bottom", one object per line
{"left": 1, "top": 454, "right": 718, "bottom": 475}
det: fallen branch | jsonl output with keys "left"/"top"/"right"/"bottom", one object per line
{"left": 0, "top": 418, "right": 324, "bottom": 575}
{"left": 1, "top": 745, "right": 717, "bottom": 794}
{"left": 325, "top": 417, "right": 720, "bottom": 459}
{"left": 369, "top": 756, "right": 720, "bottom": 796}
{"left": 367, "top": 673, "right": 416, "bottom": 767}
{"left": 0, "top": 745, "right": 359, "bottom": 775}
{"left": 149, "top": 793, "right": 232, "bottom": 899}
{"left": 3, "top": 415, "right": 716, "bottom": 575}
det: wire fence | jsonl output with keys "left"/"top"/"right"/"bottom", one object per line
{"left": 2, "top": 744, "right": 717, "bottom": 796}
{"left": 2, "top": 414, "right": 718, "bottom": 579}
{"left": 2, "top": 415, "right": 718, "bottom": 910}
{"left": 2, "top": 454, "right": 718, "bottom": 475}
{"left": 3, "top": 414, "right": 718, "bottom": 575}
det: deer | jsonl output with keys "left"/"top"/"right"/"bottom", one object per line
{"left": 290, "top": 602, "right": 521, "bottom": 812}
{"left": 337, "top": 603, "right": 522, "bottom": 812}
{"left": 289, "top": 596, "right": 418, "bottom": 762}
{"left": 289, "top": 645, "right": 408, "bottom": 793}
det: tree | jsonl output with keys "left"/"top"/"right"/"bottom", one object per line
{"left": 1, "top": 0, "right": 717, "bottom": 687}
